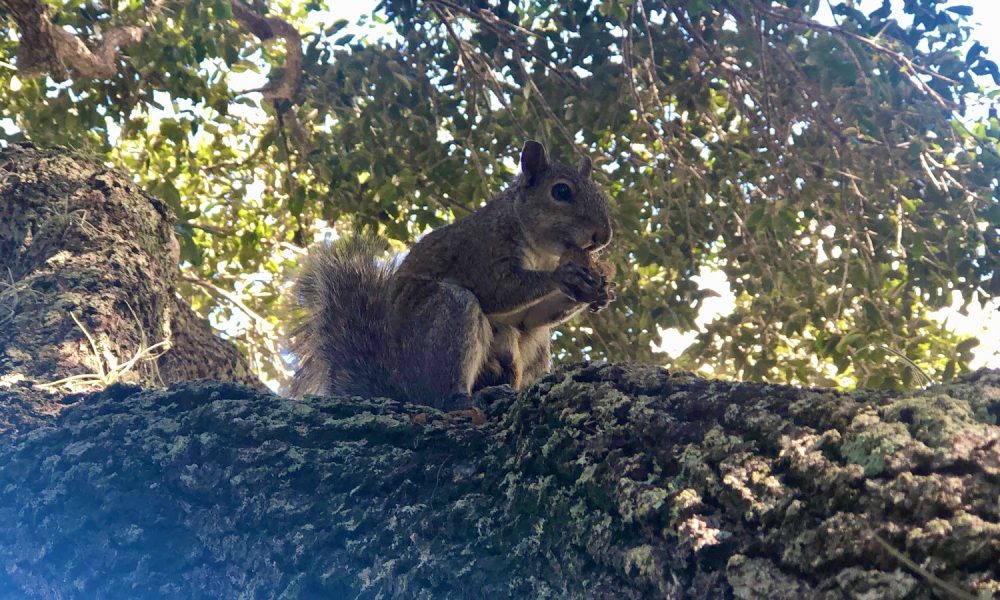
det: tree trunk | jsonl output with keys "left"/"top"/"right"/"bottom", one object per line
{"left": 0, "top": 146, "right": 997, "bottom": 598}
{"left": 0, "top": 143, "right": 260, "bottom": 433}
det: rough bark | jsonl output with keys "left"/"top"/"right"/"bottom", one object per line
{"left": 0, "top": 365, "right": 997, "bottom": 599}
{"left": 0, "top": 0, "right": 150, "bottom": 80}
{"left": 2, "top": 0, "right": 301, "bottom": 102}
{"left": 230, "top": 0, "right": 303, "bottom": 102}
{"left": 0, "top": 143, "right": 260, "bottom": 432}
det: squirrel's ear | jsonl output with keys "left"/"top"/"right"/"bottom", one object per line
{"left": 520, "top": 140, "right": 548, "bottom": 185}
{"left": 578, "top": 156, "right": 593, "bottom": 179}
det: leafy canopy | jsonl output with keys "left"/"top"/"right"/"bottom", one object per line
{"left": 1, "top": 0, "right": 997, "bottom": 389}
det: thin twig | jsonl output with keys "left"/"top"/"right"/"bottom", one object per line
{"left": 872, "top": 533, "right": 976, "bottom": 600}
{"left": 182, "top": 275, "right": 274, "bottom": 332}
{"left": 751, "top": 1, "right": 958, "bottom": 109}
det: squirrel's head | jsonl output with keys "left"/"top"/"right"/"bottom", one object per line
{"left": 514, "top": 140, "right": 612, "bottom": 257}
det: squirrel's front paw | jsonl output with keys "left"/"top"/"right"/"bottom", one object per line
{"left": 554, "top": 262, "right": 603, "bottom": 303}
{"left": 588, "top": 281, "right": 617, "bottom": 313}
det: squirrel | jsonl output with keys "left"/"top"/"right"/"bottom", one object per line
{"left": 285, "top": 140, "right": 615, "bottom": 409}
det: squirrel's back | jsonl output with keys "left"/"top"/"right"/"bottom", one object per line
{"left": 285, "top": 236, "right": 401, "bottom": 399}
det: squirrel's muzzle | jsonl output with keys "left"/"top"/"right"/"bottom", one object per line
{"left": 588, "top": 224, "right": 612, "bottom": 251}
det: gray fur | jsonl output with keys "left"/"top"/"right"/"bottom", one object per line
{"left": 285, "top": 236, "right": 400, "bottom": 399}
{"left": 287, "top": 141, "right": 613, "bottom": 409}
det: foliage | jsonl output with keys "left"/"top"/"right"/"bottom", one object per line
{"left": 1, "top": 0, "right": 997, "bottom": 389}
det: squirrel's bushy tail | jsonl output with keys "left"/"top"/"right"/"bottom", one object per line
{"left": 285, "top": 236, "right": 400, "bottom": 399}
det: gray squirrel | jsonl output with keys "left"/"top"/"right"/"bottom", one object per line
{"left": 286, "top": 141, "right": 615, "bottom": 408}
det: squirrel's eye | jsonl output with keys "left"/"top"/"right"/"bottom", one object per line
{"left": 551, "top": 183, "right": 574, "bottom": 203}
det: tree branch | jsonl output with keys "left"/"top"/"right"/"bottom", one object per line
{"left": 0, "top": 0, "right": 161, "bottom": 80}
{"left": 229, "top": 0, "right": 303, "bottom": 102}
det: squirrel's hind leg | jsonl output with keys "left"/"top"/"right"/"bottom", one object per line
{"left": 473, "top": 325, "right": 553, "bottom": 392}
{"left": 473, "top": 325, "right": 523, "bottom": 391}
{"left": 394, "top": 282, "right": 492, "bottom": 409}
{"left": 519, "top": 328, "right": 552, "bottom": 385}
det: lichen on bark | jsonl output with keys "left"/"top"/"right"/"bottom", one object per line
{"left": 0, "top": 364, "right": 996, "bottom": 598}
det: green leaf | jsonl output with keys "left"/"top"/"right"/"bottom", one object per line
{"left": 215, "top": 0, "right": 233, "bottom": 19}
{"left": 835, "top": 331, "right": 866, "bottom": 353}
{"left": 955, "top": 338, "right": 980, "bottom": 354}
{"left": 159, "top": 120, "right": 186, "bottom": 144}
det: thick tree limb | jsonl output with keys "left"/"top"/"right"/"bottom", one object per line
{"left": 0, "top": 366, "right": 997, "bottom": 598}
{"left": 0, "top": 0, "right": 156, "bottom": 80}
{"left": 0, "top": 0, "right": 301, "bottom": 98}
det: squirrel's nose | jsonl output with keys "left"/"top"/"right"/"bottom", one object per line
{"left": 590, "top": 225, "right": 612, "bottom": 250}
